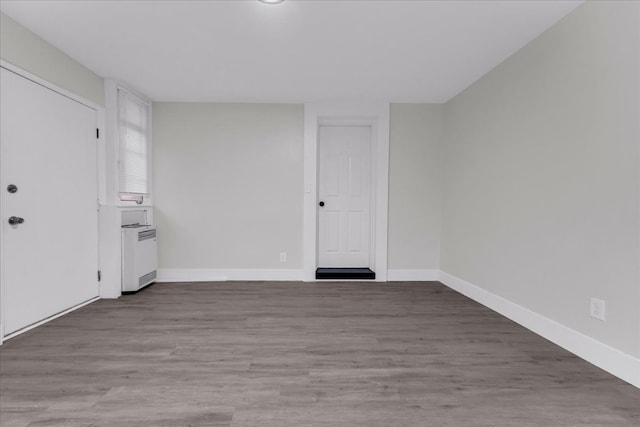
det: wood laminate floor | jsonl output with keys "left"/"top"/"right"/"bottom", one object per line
{"left": 1, "top": 281, "right": 639, "bottom": 426}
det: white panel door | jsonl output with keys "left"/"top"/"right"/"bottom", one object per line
{"left": 1, "top": 68, "right": 99, "bottom": 336}
{"left": 318, "top": 125, "right": 371, "bottom": 267}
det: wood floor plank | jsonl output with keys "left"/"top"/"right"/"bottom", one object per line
{"left": 1, "top": 281, "right": 639, "bottom": 426}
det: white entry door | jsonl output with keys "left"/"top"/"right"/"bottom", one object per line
{"left": 318, "top": 125, "right": 372, "bottom": 268}
{"left": 1, "top": 68, "right": 99, "bottom": 336}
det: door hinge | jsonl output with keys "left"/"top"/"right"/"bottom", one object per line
{"left": 98, "top": 270, "right": 102, "bottom": 282}
{"left": 96, "top": 128, "right": 100, "bottom": 139}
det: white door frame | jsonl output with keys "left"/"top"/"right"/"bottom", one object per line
{"left": 303, "top": 103, "right": 390, "bottom": 282}
{"left": 0, "top": 60, "right": 105, "bottom": 344}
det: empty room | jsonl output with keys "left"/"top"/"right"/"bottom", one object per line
{"left": 0, "top": 0, "right": 639, "bottom": 425}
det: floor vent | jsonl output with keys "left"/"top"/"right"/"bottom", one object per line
{"left": 316, "top": 268, "right": 375, "bottom": 280}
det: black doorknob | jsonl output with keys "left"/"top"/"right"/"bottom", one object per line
{"left": 8, "top": 216, "right": 24, "bottom": 225}
{"left": 7, "top": 184, "right": 17, "bottom": 193}
{"left": 319, "top": 201, "right": 325, "bottom": 207}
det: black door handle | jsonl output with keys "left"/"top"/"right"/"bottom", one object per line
{"left": 8, "top": 216, "right": 24, "bottom": 225}
{"left": 319, "top": 201, "right": 325, "bottom": 207}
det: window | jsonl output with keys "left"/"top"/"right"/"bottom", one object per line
{"left": 118, "top": 89, "right": 151, "bottom": 200}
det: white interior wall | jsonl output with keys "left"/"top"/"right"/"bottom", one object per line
{"left": 153, "top": 102, "right": 443, "bottom": 280}
{"left": 0, "top": 12, "right": 104, "bottom": 106}
{"left": 152, "top": 103, "right": 305, "bottom": 279}
{"left": 441, "top": 0, "right": 640, "bottom": 360}
{"left": 388, "top": 104, "right": 443, "bottom": 277}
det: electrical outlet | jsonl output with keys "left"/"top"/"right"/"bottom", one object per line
{"left": 279, "top": 252, "right": 287, "bottom": 263}
{"left": 590, "top": 298, "right": 605, "bottom": 321}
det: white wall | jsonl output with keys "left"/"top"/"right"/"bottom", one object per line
{"left": 388, "top": 104, "right": 443, "bottom": 272}
{"left": 153, "top": 103, "right": 444, "bottom": 279}
{"left": 153, "top": 103, "right": 304, "bottom": 274}
{"left": 441, "top": 0, "right": 640, "bottom": 359}
{"left": 0, "top": 12, "right": 104, "bottom": 106}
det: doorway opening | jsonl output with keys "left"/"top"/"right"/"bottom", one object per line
{"left": 303, "top": 104, "right": 390, "bottom": 282}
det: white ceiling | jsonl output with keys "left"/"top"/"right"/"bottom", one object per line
{"left": 0, "top": 0, "right": 582, "bottom": 103}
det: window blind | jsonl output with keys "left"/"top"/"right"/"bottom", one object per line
{"left": 118, "top": 89, "right": 150, "bottom": 195}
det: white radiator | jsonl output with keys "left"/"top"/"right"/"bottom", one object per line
{"left": 121, "top": 226, "right": 158, "bottom": 292}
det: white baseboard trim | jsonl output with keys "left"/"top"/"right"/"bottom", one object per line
{"left": 387, "top": 269, "right": 440, "bottom": 281}
{"left": 157, "top": 268, "right": 304, "bottom": 282}
{"left": 438, "top": 271, "right": 640, "bottom": 389}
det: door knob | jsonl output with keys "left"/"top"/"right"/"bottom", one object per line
{"left": 319, "top": 201, "right": 325, "bottom": 207}
{"left": 7, "top": 184, "right": 17, "bottom": 193}
{"left": 8, "top": 216, "right": 24, "bottom": 225}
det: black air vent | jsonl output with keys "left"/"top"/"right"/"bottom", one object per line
{"left": 138, "top": 229, "right": 156, "bottom": 241}
{"left": 139, "top": 270, "right": 157, "bottom": 287}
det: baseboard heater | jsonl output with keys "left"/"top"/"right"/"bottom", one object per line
{"left": 122, "top": 225, "right": 158, "bottom": 293}
{"left": 316, "top": 268, "right": 375, "bottom": 280}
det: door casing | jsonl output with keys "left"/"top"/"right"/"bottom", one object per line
{"left": 303, "top": 103, "right": 390, "bottom": 281}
